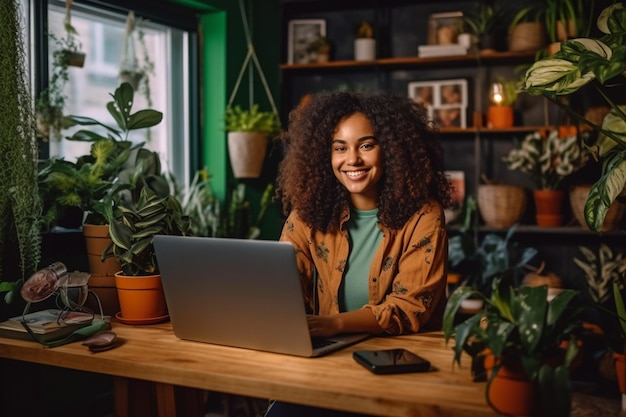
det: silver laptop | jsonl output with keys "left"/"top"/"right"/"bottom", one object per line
{"left": 153, "top": 235, "right": 369, "bottom": 357}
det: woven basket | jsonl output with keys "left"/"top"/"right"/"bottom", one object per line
{"left": 570, "top": 185, "right": 625, "bottom": 231}
{"left": 478, "top": 185, "right": 527, "bottom": 228}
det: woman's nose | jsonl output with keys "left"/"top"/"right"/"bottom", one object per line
{"left": 347, "top": 149, "right": 362, "bottom": 165}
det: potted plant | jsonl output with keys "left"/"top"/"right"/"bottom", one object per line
{"left": 443, "top": 277, "right": 586, "bottom": 417}
{"left": 354, "top": 21, "right": 375, "bottom": 61}
{"left": 462, "top": 0, "right": 509, "bottom": 52}
{"left": 509, "top": 0, "right": 594, "bottom": 55}
{"left": 224, "top": 104, "right": 281, "bottom": 178}
{"left": 521, "top": 2, "right": 626, "bottom": 232}
{"left": 37, "top": 82, "right": 163, "bottom": 315}
{"left": 307, "top": 35, "right": 331, "bottom": 63}
{"left": 107, "top": 183, "right": 192, "bottom": 322}
{"left": 502, "top": 129, "right": 590, "bottom": 226}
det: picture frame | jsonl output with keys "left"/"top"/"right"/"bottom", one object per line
{"left": 408, "top": 79, "right": 468, "bottom": 128}
{"left": 288, "top": 19, "right": 326, "bottom": 64}
{"left": 427, "top": 11, "right": 464, "bottom": 45}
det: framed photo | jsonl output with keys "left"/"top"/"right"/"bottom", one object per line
{"left": 444, "top": 170, "right": 465, "bottom": 223}
{"left": 408, "top": 79, "right": 468, "bottom": 128}
{"left": 288, "top": 19, "right": 326, "bottom": 64}
{"left": 427, "top": 11, "right": 464, "bottom": 45}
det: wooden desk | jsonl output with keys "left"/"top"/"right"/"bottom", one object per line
{"left": 0, "top": 321, "right": 493, "bottom": 417}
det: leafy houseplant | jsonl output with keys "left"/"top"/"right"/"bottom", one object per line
{"left": 503, "top": 129, "right": 590, "bottom": 226}
{"left": 521, "top": 2, "right": 626, "bottom": 232}
{"left": 463, "top": 0, "right": 509, "bottom": 51}
{"left": 443, "top": 278, "right": 585, "bottom": 417}
{"left": 224, "top": 104, "right": 281, "bottom": 134}
{"left": 38, "top": 82, "right": 163, "bottom": 228}
{"left": 107, "top": 184, "right": 191, "bottom": 321}
{"left": 108, "top": 185, "right": 192, "bottom": 277}
{"left": 503, "top": 129, "right": 590, "bottom": 191}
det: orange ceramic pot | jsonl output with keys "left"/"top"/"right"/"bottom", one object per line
{"left": 115, "top": 273, "right": 167, "bottom": 321}
{"left": 484, "top": 355, "right": 542, "bottom": 416}
{"left": 533, "top": 189, "right": 565, "bottom": 227}
{"left": 83, "top": 224, "right": 121, "bottom": 277}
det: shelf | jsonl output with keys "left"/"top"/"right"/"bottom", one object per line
{"left": 440, "top": 126, "right": 549, "bottom": 135}
{"left": 280, "top": 50, "right": 538, "bottom": 71}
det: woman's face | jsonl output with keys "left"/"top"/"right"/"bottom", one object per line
{"left": 331, "top": 112, "right": 383, "bottom": 210}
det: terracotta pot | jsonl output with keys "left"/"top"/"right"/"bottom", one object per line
{"left": 83, "top": 224, "right": 121, "bottom": 277}
{"left": 227, "top": 131, "right": 269, "bottom": 178}
{"left": 484, "top": 355, "right": 542, "bottom": 416}
{"left": 533, "top": 189, "right": 565, "bottom": 227}
{"left": 115, "top": 272, "right": 167, "bottom": 321}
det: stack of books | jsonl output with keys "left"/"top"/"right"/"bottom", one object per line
{"left": 0, "top": 309, "right": 93, "bottom": 342}
{"left": 418, "top": 44, "right": 467, "bottom": 58}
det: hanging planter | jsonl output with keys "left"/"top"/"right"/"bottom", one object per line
{"left": 224, "top": 0, "right": 281, "bottom": 179}
{"left": 224, "top": 104, "right": 280, "bottom": 179}
{"left": 118, "top": 11, "right": 153, "bottom": 104}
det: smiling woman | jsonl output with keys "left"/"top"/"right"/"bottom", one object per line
{"left": 272, "top": 90, "right": 452, "bottom": 415}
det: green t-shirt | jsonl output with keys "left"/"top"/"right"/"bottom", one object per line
{"left": 340, "top": 208, "right": 383, "bottom": 312}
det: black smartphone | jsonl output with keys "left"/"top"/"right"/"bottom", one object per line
{"left": 353, "top": 349, "right": 431, "bottom": 374}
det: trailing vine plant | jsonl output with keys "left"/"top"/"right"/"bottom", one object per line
{"left": 0, "top": 0, "right": 43, "bottom": 303}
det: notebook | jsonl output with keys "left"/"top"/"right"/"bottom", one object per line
{"left": 153, "top": 235, "right": 369, "bottom": 357}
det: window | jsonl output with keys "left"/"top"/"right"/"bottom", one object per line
{"left": 45, "top": 1, "right": 191, "bottom": 185}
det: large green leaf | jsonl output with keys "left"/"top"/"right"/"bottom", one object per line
{"left": 516, "top": 285, "right": 547, "bottom": 353}
{"left": 443, "top": 285, "right": 480, "bottom": 340}
{"left": 584, "top": 150, "right": 626, "bottom": 231}
{"left": 127, "top": 109, "right": 163, "bottom": 130}
{"left": 546, "top": 290, "right": 577, "bottom": 326}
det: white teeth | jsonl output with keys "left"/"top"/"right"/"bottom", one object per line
{"left": 346, "top": 170, "right": 366, "bottom": 177}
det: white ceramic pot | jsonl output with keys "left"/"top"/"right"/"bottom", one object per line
{"left": 354, "top": 38, "right": 376, "bottom": 61}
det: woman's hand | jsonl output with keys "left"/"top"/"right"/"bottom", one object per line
{"left": 307, "top": 314, "right": 341, "bottom": 338}
{"left": 307, "top": 308, "right": 383, "bottom": 338}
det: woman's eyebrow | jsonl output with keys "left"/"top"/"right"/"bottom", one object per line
{"left": 331, "top": 136, "right": 377, "bottom": 143}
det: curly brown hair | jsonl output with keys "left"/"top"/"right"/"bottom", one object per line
{"left": 276, "top": 91, "right": 452, "bottom": 232}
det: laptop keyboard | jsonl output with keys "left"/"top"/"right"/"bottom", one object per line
{"left": 311, "top": 338, "right": 337, "bottom": 349}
